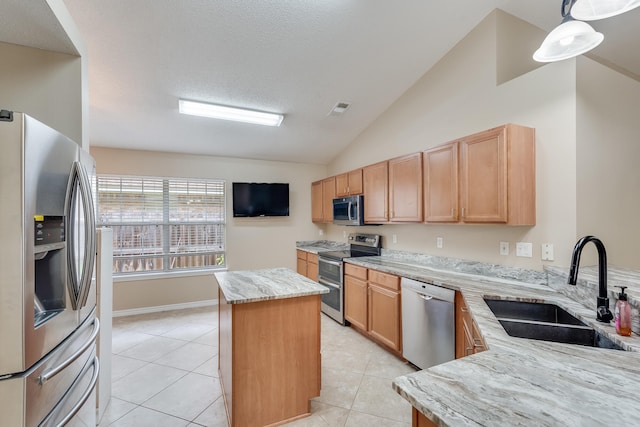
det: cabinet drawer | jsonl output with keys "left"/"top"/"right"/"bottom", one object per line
{"left": 296, "top": 249, "right": 308, "bottom": 261}
{"left": 368, "top": 269, "right": 400, "bottom": 291}
{"left": 345, "top": 263, "right": 367, "bottom": 280}
{"left": 307, "top": 253, "right": 318, "bottom": 265}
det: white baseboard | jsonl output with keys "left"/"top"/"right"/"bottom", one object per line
{"left": 112, "top": 299, "right": 218, "bottom": 317}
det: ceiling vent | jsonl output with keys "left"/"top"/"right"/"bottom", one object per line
{"left": 328, "top": 101, "right": 351, "bottom": 116}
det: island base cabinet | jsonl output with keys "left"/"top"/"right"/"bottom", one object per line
{"left": 218, "top": 291, "right": 322, "bottom": 427}
{"left": 412, "top": 408, "right": 438, "bottom": 427}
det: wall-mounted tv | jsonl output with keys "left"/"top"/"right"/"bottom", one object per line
{"left": 232, "top": 182, "right": 290, "bottom": 217}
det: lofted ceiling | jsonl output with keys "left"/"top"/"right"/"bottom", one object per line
{"left": 3, "top": 1, "right": 640, "bottom": 165}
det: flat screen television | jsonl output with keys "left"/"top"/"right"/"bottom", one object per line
{"left": 232, "top": 182, "right": 290, "bottom": 217}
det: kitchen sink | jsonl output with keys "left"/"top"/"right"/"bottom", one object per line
{"left": 484, "top": 298, "right": 624, "bottom": 351}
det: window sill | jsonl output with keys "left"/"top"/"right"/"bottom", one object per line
{"left": 112, "top": 267, "right": 228, "bottom": 283}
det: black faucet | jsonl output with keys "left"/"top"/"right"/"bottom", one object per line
{"left": 567, "top": 236, "right": 613, "bottom": 323}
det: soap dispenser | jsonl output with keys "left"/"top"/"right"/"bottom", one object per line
{"left": 614, "top": 286, "right": 632, "bottom": 337}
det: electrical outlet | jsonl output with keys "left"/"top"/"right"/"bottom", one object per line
{"left": 436, "top": 237, "right": 443, "bottom": 249}
{"left": 500, "top": 241, "right": 509, "bottom": 256}
{"left": 392, "top": 234, "right": 398, "bottom": 244}
{"left": 343, "top": 230, "right": 347, "bottom": 238}
{"left": 516, "top": 242, "right": 533, "bottom": 258}
{"left": 541, "top": 243, "right": 554, "bottom": 261}
{"left": 319, "top": 229, "right": 323, "bottom": 236}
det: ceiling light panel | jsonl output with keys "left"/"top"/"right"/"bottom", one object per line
{"left": 178, "top": 99, "right": 284, "bottom": 127}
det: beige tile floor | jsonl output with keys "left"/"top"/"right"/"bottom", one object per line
{"left": 100, "top": 305, "right": 417, "bottom": 427}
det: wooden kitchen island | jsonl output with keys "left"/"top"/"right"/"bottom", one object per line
{"left": 214, "top": 268, "right": 328, "bottom": 427}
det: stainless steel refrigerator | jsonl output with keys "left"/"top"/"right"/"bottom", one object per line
{"left": 0, "top": 111, "right": 99, "bottom": 426}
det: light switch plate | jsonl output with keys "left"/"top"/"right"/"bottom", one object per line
{"left": 319, "top": 229, "right": 324, "bottom": 236}
{"left": 541, "top": 243, "right": 554, "bottom": 261}
{"left": 436, "top": 237, "right": 443, "bottom": 249}
{"left": 516, "top": 242, "right": 533, "bottom": 258}
{"left": 500, "top": 241, "right": 509, "bottom": 256}
{"left": 392, "top": 234, "right": 398, "bottom": 244}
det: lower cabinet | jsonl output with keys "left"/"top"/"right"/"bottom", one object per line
{"left": 296, "top": 250, "right": 318, "bottom": 282}
{"left": 344, "top": 263, "right": 401, "bottom": 353}
{"left": 455, "top": 291, "right": 486, "bottom": 358}
{"left": 412, "top": 408, "right": 438, "bottom": 427}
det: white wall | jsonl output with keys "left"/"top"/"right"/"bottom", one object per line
{"left": 576, "top": 56, "right": 640, "bottom": 267}
{"left": 91, "top": 147, "right": 327, "bottom": 310}
{"left": 0, "top": 41, "right": 83, "bottom": 144}
{"left": 326, "top": 10, "right": 580, "bottom": 270}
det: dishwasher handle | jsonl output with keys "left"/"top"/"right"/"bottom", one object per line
{"left": 417, "top": 293, "right": 433, "bottom": 302}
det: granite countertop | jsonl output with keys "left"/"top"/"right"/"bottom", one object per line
{"left": 296, "top": 239, "right": 349, "bottom": 254}
{"left": 214, "top": 267, "right": 328, "bottom": 304}
{"left": 342, "top": 255, "right": 640, "bottom": 426}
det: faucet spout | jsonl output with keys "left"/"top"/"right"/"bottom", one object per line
{"left": 567, "top": 236, "right": 612, "bottom": 323}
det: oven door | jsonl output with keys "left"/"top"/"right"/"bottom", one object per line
{"left": 318, "top": 278, "right": 344, "bottom": 324}
{"left": 318, "top": 257, "right": 342, "bottom": 284}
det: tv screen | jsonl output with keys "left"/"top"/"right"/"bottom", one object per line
{"left": 232, "top": 182, "right": 289, "bottom": 217}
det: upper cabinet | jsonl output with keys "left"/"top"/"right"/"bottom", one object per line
{"left": 424, "top": 142, "right": 459, "bottom": 222}
{"left": 336, "top": 169, "right": 363, "bottom": 197}
{"left": 459, "top": 124, "right": 535, "bottom": 225}
{"left": 311, "top": 177, "right": 336, "bottom": 223}
{"left": 389, "top": 153, "right": 423, "bottom": 222}
{"left": 363, "top": 161, "right": 389, "bottom": 223}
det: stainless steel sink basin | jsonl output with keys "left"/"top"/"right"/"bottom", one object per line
{"left": 484, "top": 298, "right": 624, "bottom": 351}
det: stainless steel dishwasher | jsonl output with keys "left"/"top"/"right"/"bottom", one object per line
{"left": 401, "top": 277, "right": 455, "bottom": 369}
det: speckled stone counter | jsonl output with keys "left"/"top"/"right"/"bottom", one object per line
{"left": 343, "top": 256, "right": 640, "bottom": 426}
{"left": 296, "top": 239, "right": 348, "bottom": 254}
{"left": 214, "top": 267, "right": 328, "bottom": 304}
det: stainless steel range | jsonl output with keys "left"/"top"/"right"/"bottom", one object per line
{"left": 318, "top": 233, "right": 382, "bottom": 324}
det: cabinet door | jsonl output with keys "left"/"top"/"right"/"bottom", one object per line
{"left": 335, "top": 173, "right": 349, "bottom": 197}
{"left": 344, "top": 275, "right": 368, "bottom": 330}
{"left": 459, "top": 127, "right": 508, "bottom": 223}
{"left": 311, "top": 181, "right": 323, "bottom": 222}
{"left": 363, "top": 161, "right": 389, "bottom": 223}
{"left": 389, "top": 153, "right": 423, "bottom": 222}
{"left": 296, "top": 258, "right": 307, "bottom": 277}
{"left": 368, "top": 284, "right": 401, "bottom": 352}
{"left": 322, "top": 177, "right": 336, "bottom": 223}
{"left": 307, "top": 253, "right": 318, "bottom": 282}
{"left": 347, "top": 169, "right": 363, "bottom": 195}
{"left": 424, "top": 143, "right": 459, "bottom": 222}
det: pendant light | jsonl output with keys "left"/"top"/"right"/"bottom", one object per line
{"left": 533, "top": 0, "right": 604, "bottom": 62}
{"left": 571, "top": 0, "right": 640, "bottom": 20}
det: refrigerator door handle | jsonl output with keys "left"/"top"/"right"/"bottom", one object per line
{"left": 64, "top": 161, "right": 96, "bottom": 309}
{"left": 76, "top": 162, "right": 96, "bottom": 309}
{"left": 40, "top": 356, "right": 100, "bottom": 427}
{"left": 38, "top": 318, "right": 99, "bottom": 385}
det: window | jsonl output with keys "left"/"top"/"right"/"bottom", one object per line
{"left": 96, "top": 175, "right": 225, "bottom": 275}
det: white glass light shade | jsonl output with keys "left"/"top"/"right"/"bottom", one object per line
{"left": 533, "top": 20, "right": 604, "bottom": 62}
{"left": 178, "top": 99, "right": 284, "bottom": 126}
{"left": 571, "top": 0, "right": 640, "bottom": 20}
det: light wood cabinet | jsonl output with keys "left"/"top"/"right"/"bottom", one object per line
{"left": 335, "top": 169, "right": 363, "bottom": 197}
{"left": 455, "top": 291, "right": 486, "bottom": 358}
{"left": 412, "top": 408, "right": 438, "bottom": 427}
{"left": 322, "top": 177, "right": 336, "bottom": 223}
{"left": 296, "top": 250, "right": 307, "bottom": 277}
{"left": 363, "top": 161, "right": 389, "bottom": 223}
{"left": 424, "top": 142, "right": 459, "bottom": 222}
{"left": 311, "top": 177, "right": 336, "bottom": 223}
{"left": 344, "top": 274, "right": 368, "bottom": 330}
{"left": 296, "top": 250, "right": 318, "bottom": 282}
{"left": 389, "top": 152, "right": 423, "bottom": 222}
{"left": 459, "top": 124, "right": 535, "bottom": 225}
{"left": 345, "top": 264, "right": 401, "bottom": 353}
{"left": 219, "top": 291, "right": 321, "bottom": 426}
{"left": 311, "top": 180, "right": 323, "bottom": 222}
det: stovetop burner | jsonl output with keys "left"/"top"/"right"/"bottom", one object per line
{"left": 318, "top": 233, "right": 382, "bottom": 261}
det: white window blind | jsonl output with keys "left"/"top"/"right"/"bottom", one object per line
{"left": 96, "top": 175, "right": 225, "bottom": 275}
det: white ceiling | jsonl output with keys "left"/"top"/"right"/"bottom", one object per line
{"left": 4, "top": 1, "right": 640, "bottom": 165}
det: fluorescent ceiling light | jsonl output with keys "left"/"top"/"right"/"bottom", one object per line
{"left": 571, "top": 0, "right": 640, "bottom": 20}
{"left": 533, "top": 19, "right": 603, "bottom": 62}
{"left": 178, "top": 99, "right": 284, "bottom": 127}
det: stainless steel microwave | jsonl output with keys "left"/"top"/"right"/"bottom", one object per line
{"left": 333, "top": 195, "right": 364, "bottom": 226}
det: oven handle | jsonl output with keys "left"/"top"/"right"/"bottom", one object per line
{"left": 319, "top": 258, "right": 342, "bottom": 267}
{"left": 318, "top": 278, "right": 340, "bottom": 290}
